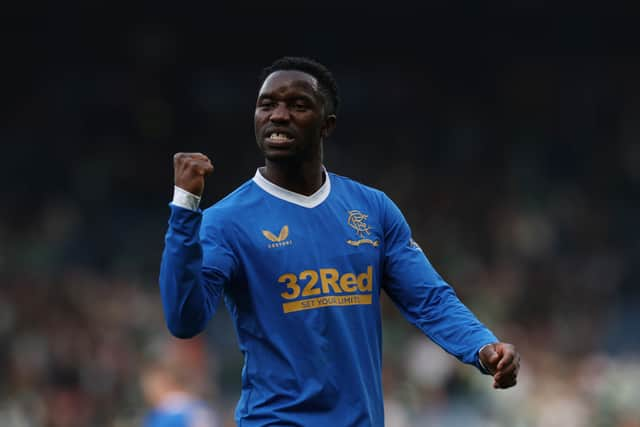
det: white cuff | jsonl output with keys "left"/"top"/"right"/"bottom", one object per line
{"left": 172, "top": 186, "right": 201, "bottom": 211}
{"left": 478, "top": 343, "right": 493, "bottom": 374}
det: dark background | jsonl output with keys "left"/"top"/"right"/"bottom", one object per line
{"left": 1, "top": 3, "right": 639, "bottom": 426}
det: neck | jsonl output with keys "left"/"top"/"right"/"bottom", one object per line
{"left": 261, "top": 159, "right": 325, "bottom": 196}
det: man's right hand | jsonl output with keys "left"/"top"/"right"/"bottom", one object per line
{"left": 173, "top": 152, "right": 214, "bottom": 197}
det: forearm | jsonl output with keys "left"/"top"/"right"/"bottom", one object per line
{"left": 413, "top": 282, "right": 498, "bottom": 368}
{"left": 159, "top": 205, "right": 220, "bottom": 338}
{"left": 382, "top": 194, "right": 498, "bottom": 371}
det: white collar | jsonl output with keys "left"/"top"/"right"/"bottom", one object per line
{"left": 252, "top": 167, "right": 331, "bottom": 208}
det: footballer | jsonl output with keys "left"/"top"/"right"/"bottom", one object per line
{"left": 159, "top": 57, "right": 520, "bottom": 426}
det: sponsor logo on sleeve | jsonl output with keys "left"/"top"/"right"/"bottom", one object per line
{"left": 408, "top": 237, "right": 422, "bottom": 251}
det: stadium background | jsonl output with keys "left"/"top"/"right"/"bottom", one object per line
{"left": 1, "top": 3, "right": 639, "bottom": 426}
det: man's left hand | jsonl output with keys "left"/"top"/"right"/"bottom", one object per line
{"left": 479, "top": 342, "right": 520, "bottom": 389}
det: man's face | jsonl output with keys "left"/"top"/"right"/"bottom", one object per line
{"left": 254, "top": 70, "right": 333, "bottom": 162}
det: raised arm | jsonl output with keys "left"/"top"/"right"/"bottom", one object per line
{"left": 159, "top": 153, "right": 229, "bottom": 338}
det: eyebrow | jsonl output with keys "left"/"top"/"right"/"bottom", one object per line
{"left": 257, "top": 93, "right": 317, "bottom": 104}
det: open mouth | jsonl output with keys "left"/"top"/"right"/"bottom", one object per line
{"left": 265, "top": 131, "right": 295, "bottom": 144}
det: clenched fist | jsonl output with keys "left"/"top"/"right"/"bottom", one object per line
{"left": 479, "top": 342, "right": 520, "bottom": 389}
{"left": 173, "top": 152, "right": 214, "bottom": 197}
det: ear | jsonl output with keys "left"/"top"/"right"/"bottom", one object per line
{"left": 321, "top": 114, "right": 337, "bottom": 139}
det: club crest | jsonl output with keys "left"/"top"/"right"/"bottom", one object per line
{"left": 346, "top": 210, "right": 379, "bottom": 247}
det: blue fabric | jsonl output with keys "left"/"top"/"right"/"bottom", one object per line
{"left": 144, "top": 410, "right": 189, "bottom": 427}
{"left": 160, "top": 172, "right": 498, "bottom": 426}
{"left": 143, "top": 399, "right": 213, "bottom": 427}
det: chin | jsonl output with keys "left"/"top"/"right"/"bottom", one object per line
{"left": 259, "top": 144, "right": 297, "bottom": 161}
{"left": 263, "top": 151, "right": 300, "bottom": 163}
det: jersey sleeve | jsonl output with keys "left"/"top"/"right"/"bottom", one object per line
{"left": 380, "top": 193, "right": 498, "bottom": 372}
{"left": 159, "top": 204, "right": 238, "bottom": 338}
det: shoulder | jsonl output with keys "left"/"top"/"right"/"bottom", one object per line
{"left": 329, "top": 172, "right": 388, "bottom": 200}
{"left": 329, "top": 172, "right": 408, "bottom": 232}
{"left": 329, "top": 172, "right": 395, "bottom": 210}
{"left": 202, "top": 178, "right": 261, "bottom": 221}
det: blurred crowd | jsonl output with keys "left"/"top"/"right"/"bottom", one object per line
{"left": 2, "top": 7, "right": 640, "bottom": 426}
{"left": 0, "top": 270, "right": 225, "bottom": 426}
{"left": 1, "top": 185, "right": 639, "bottom": 426}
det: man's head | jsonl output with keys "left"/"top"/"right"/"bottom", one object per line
{"left": 258, "top": 57, "right": 340, "bottom": 116}
{"left": 255, "top": 57, "right": 339, "bottom": 163}
{"left": 140, "top": 359, "right": 192, "bottom": 406}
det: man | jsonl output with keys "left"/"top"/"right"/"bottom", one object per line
{"left": 140, "top": 349, "right": 220, "bottom": 427}
{"left": 160, "top": 56, "right": 520, "bottom": 426}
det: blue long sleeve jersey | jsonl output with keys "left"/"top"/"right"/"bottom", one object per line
{"left": 160, "top": 169, "right": 498, "bottom": 427}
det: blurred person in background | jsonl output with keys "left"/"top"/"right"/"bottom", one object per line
{"left": 159, "top": 56, "right": 520, "bottom": 426}
{"left": 140, "top": 337, "right": 220, "bottom": 427}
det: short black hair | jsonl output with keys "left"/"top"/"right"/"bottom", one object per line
{"left": 259, "top": 56, "right": 340, "bottom": 116}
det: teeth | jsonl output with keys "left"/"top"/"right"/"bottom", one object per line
{"left": 270, "top": 132, "right": 291, "bottom": 141}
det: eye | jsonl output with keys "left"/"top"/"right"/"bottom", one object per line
{"left": 293, "top": 101, "right": 309, "bottom": 111}
{"left": 258, "top": 100, "right": 276, "bottom": 109}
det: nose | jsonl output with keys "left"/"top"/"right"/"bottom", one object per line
{"left": 270, "top": 102, "right": 290, "bottom": 123}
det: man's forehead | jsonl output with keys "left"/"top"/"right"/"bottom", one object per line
{"left": 259, "top": 70, "right": 319, "bottom": 95}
